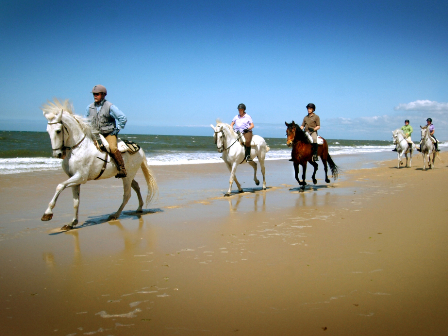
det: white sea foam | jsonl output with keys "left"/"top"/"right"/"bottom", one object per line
{"left": 1, "top": 143, "right": 445, "bottom": 174}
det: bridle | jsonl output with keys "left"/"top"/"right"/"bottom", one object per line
{"left": 214, "top": 127, "right": 243, "bottom": 152}
{"left": 47, "top": 110, "right": 86, "bottom": 151}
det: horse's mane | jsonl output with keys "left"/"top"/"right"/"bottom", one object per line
{"left": 42, "top": 99, "right": 95, "bottom": 140}
{"left": 392, "top": 129, "right": 405, "bottom": 136}
{"left": 288, "top": 123, "right": 310, "bottom": 144}
{"left": 216, "top": 120, "right": 237, "bottom": 137}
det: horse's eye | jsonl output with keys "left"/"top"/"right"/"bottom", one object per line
{"left": 56, "top": 130, "right": 61, "bottom": 134}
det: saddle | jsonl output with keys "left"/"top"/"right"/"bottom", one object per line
{"left": 96, "top": 134, "right": 141, "bottom": 155}
{"left": 237, "top": 131, "right": 257, "bottom": 146}
{"left": 304, "top": 133, "right": 324, "bottom": 145}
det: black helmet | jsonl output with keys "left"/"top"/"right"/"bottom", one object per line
{"left": 306, "top": 103, "right": 315, "bottom": 111}
{"left": 427, "top": 118, "right": 432, "bottom": 122}
{"left": 405, "top": 119, "right": 409, "bottom": 123}
{"left": 237, "top": 103, "right": 246, "bottom": 111}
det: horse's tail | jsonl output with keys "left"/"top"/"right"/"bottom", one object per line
{"left": 327, "top": 153, "right": 340, "bottom": 181}
{"left": 266, "top": 145, "right": 270, "bottom": 152}
{"left": 140, "top": 151, "right": 158, "bottom": 206}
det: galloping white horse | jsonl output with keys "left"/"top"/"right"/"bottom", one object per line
{"left": 42, "top": 99, "right": 158, "bottom": 230}
{"left": 420, "top": 126, "right": 436, "bottom": 170}
{"left": 392, "top": 129, "right": 414, "bottom": 168}
{"left": 211, "top": 122, "right": 269, "bottom": 196}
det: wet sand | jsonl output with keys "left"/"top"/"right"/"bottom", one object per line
{"left": 1, "top": 152, "right": 448, "bottom": 335}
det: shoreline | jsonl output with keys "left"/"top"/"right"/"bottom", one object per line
{"left": 0, "top": 151, "right": 447, "bottom": 335}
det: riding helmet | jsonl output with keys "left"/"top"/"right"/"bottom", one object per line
{"left": 427, "top": 118, "right": 432, "bottom": 122}
{"left": 237, "top": 103, "right": 246, "bottom": 111}
{"left": 92, "top": 85, "right": 107, "bottom": 95}
{"left": 405, "top": 119, "right": 409, "bottom": 123}
{"left": 306, "top": 103, "right": 316, "bottom": 111}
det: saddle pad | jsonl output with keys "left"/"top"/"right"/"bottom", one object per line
{"left": 96, "top": 134, "right": 140, "bottom": 154}
{"left": 118, "top": 139, "right": 141, "bottom": 154}
{"left": 305, "top": 133, "right": 324, "bottom": 145}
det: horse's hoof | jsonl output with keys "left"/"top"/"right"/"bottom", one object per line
{"left": 136, "top": 209, "right": 143, "bottom": 213}
{"left": 313, "top": 179, "right": 317, "bottom": 185}
{"left": 108, "top": 214, "right": 119, "bottom": 221}
{"left": 41, "top": 213, "right": 53, "bottom": 221}
{"left": 325, "top": 179, "right": 330, "bottom": 183}
{"left": 71, "top": 219, "right": 78, "bottom": 227}
{"left": 224, "top": 193, "right": 231, "bottom": 197}
{"left": 60, "top": 225, "right": 73, "bottom": 231}
{"left": 238, "top": 189, "right": 244, "bottom": 193}
{"left": 262, "top": 187, "right": 266, "bottom": 190}
{"left": 255, "top": 180, "right": 260, "bottom": 186}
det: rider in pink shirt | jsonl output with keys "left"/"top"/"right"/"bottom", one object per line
{"left": 230, "top": 103, "right": 254, "bottom": 162}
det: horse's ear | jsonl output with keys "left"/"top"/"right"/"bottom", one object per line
{"left": 292, "top": 120, "right": 295, "bottom": 125}
{"left": 285, "top": 122, "right": 288, "bottom": 126}
{"left": 210, "top": 124, "right": 215, "bottom": 130}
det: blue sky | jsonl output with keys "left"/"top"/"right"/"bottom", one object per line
{"left": 1, "top": 0, "right": 447, "bottom": 140}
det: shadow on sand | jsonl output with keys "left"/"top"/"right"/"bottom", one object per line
{"left": 49, "top": 208, "right": 163, "bottom": 235}
{"left": 223, "top": 187, "right": 271, "bottom": 197}
{"left": 289, "top": 184, "right": 335, "bottom": 193}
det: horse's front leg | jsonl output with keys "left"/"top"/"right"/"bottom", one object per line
{"left": 310, "top": 161, "right": 318, "bottom": 185}
{"left": 42, "top": 173, "right": 84, "bottom": 222}
{"left": 301, "top": 163, "right": 308, "bottom": 186}
{"left": 71, "top": 185, "right": 80, "bottom": 227}
{"left": 247, "top": 160, "right": 260, "bottom": 186}
{"left": 225, "top": 161, "right": 242, "bottom": 196}
{"left": 109, "top": 177, "right": 133, "bottom": 220}
{"left": 131, "top": 179, "right": 144, "bottom": 212}
{"left": 293, "top": 162, "right": 301, "bottom": 184}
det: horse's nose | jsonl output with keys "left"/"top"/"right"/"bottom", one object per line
{"left": 54, "top": 151, "right": 62, "bottom": 159}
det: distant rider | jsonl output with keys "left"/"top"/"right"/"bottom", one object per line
{"left": 85, "top": 85, "right": 128, "bottom": 178}
{"left": 230, "top": 103, "right": 254, "bottom": 162}
{"left": 392, "top": 119, "right": 413, "bottom": 151}
{"left": 300, "top": 103, "right": 320, "bottom": 161}
{"left": 420, "top": 118, "right": 440, "bottom": 152}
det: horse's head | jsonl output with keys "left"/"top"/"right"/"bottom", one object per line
{"left": 420, "top": 125, "right": 428, "bottom": 140}
{"left": 285, "top": 121, "right": 297, "bottom": 147}
{"left": 43, "top": 108, "right": 66, "bottom": 158}
{"left": 211, "top": 123, "right": 225, "bottom": 153}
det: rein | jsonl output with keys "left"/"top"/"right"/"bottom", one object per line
{"left": 215, "top": 129, "right": 244, "bottom": 151}
{"left": 48, "top": 110, "right": 86, "bottom": 151}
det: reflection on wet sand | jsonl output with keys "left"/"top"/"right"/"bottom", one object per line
{"left": 227, "top": 190, "right": 267, "bottom": 212}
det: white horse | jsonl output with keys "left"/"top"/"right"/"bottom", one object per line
{"left": 392, "top": 129, "right": 414, "bottom": 168}
{"left": 211, "top": 122, "right": 269, "bottom": 196}
{"left": 41, "top": 99, "right": 158, "bottom": 230}
{"left": 420, "top": 126, "right": 436, "bottom": 170}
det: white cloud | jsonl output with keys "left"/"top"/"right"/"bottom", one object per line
{"left": 394, "top": 100, "right": 448, "bottom": 112}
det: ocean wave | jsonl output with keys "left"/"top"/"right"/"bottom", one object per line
{"left": 1, "top": 143, "right": 445, "bottom": 174}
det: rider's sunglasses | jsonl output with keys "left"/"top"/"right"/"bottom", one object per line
{"left": 93, "top": 93, "right": 102, "bottom": 96}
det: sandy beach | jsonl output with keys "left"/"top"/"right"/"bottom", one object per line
{"left": 1, "top": 151, "right": 448, "bottom": 335}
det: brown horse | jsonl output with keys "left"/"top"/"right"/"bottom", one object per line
{"left": 285, "top": 121, "right": 339, "bottom": 186}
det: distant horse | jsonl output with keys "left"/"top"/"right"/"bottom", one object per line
{"left": 41, "top": 99, "right": 158, "bottom": 230}
{"left": 211, "top": 122, "right": 269, "bottom": 196}
{"left": 285, "top": 121, "right": 339, "bottom": 186}
{"left": 420, "top": 126, "right": 436, "bottom": 170}
{"left": 392, "top": 129, "right": 414, "bottom": 168}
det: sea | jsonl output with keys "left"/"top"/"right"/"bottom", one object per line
{"left": 0, "top": 131, "right": 443, "bottom": 175}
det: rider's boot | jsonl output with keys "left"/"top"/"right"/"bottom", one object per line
{"left": 111, "top": 149, "right": 127, "bottom": 178}
{"left": 435, "top": 141, "right": 440, "bottom": 152}
{"left": 392, "top": 146, "right": 397, "bottom": 151}
{"left": 245, "top": 146, "right": 252, "bottom": 162}
{"left": 312, "top": 143, "right": 319, "bottom": 161}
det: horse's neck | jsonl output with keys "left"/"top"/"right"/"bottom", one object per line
{"left": 294, "top": 127, "right": 309, "bottom": 144}
{"left": 222, "top": 127, "right": 237, "bottom": 146}
{"left": 62, "top": 115, "right": 86, "bottom": 147}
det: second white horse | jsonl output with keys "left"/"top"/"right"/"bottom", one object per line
{"left": 211, "top": 122, "right": 269, "bottom": 196}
